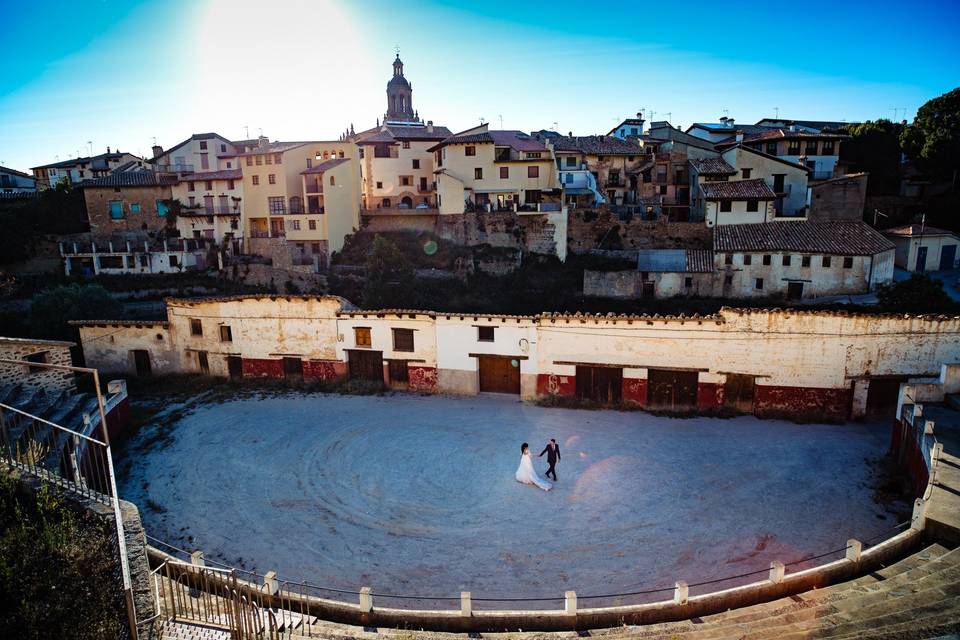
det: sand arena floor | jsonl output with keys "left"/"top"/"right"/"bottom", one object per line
{"left": 119, "top": 393, "right": 898, "bottom": 605}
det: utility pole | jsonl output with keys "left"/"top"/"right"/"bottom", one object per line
{"left": 244, "top": 125, "right": 249, "bottom": 139}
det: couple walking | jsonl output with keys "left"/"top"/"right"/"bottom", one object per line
{"left": 515, "top": 439, "right": 560, "bottom": 492}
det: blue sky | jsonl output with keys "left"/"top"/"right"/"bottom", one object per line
{"left": 1, "top": 0, "right": 958, "bottom": 171}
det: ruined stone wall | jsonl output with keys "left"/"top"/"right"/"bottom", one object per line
{"left": 809, "top": 174, "right": 868, "bottom": 222}
{"left": 225, "top": 262, "right": 327, "bottom": 294}
{"left": 435, "top": 211, "right": 565, "bottom": 258}
{"left": 75, "top": 322, "right": 177, "bottom": 376}
{"left": 0, "top": 337, "right": 75, "bottom": 391}
{"left": 567, "top": 210, "right": 711, "bottom": 255}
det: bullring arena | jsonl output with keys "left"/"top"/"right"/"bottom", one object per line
{"left": 59, "top": 295, "right": 960, "bottom": 637}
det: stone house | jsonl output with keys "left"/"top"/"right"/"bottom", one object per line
{"left": 0, "top": 336, "right": 75, "bottom": 392}
{"left": 0, "top": 165, "right": 36, "bottom": 193}
{"left": 172, "top": 168, "right": 243, "bottom": 253}
{"left": 699, "top": 179, "right": 777, "bottom": 227}
{"left": 80, "top": 171, "right": 177, "bottom": 234}
{"left": 32, "top": 149, "right": 145, "bottom": 190}
{"left": 546, "top": 135, "right": 648, "bottom": 207}
{"left": 883, "top": 225, "right": 960, "bottom": 272}
{"left": 148, "top": 132, "right": 240, "bottom": 175}
{"left": 808, "top": 173, "right": 868, "bottom": 222}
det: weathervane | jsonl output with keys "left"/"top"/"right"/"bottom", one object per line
{"left": 394, "top": 44, "right": 400, "bottom": 56}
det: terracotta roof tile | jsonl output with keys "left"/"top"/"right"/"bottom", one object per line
{"left": 701, "top": 179, "right": 775, "bottom": 200}
{"left": 79, "top": 171, "right": 177, "bottom": 188}
{"left": 301, "top": 158, "right": 350, "bottom": 174}
{"left": 689, "top": 157, "right": 736, "bottom": 175}
{"left": 714, "top": 221, "right": 894, "bottom": 255}
{"left": 551, "top": 135, "right": 642, "bottom": 155}
{"left": 180, "top": 169, "right": 242, "bottom": 181}
{"left": 883, "top": 225, "right": 957, "bottom": 238}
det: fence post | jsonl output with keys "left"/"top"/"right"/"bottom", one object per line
{"left": 565, "top": 591, "right": 577, "bottom": 616}
{"left": 768, "top": 560, "right": 785, "bottom": 584}
{"left": 912, "top": 498, "right": 927, "bottom": 531}
{"left": 461, "top": 591, "right": 472, "bottom": 617}
{"left": 359, "top": 587, "right": 372, "bottom": 613}
{"left": 674, "top": 581, "right": 688, "bottom": 605}
{"left": 190, "top": 551, "right": 205, "bottom": 567}
{"left": 264, "top": 571, "right": 279, "bottom": 596}
{"left": 846, "top": 539, "right": 863, "bottom": 563}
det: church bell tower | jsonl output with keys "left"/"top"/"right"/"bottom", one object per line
{"left": 385, "top": 50, "right": 417, "bottom": 123}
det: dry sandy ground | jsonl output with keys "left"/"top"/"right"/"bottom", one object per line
{"left": 119, "top": 393, "right": 898, "bottom": 607}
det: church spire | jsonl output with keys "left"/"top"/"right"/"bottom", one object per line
{"left": 385, "top": 48, "right": 416, "bottom": 122}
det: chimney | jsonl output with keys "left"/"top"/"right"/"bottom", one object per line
{"left": 735, "top": 131, "right": 744, "bottom": 143}
{"left": 427, "top": 120, "right": 433, "bottom": 133}
{"left": 727, "top": 118, "right": 735, "bottom": 127}
{"left": 789, "top": 124, "right": 797, "bottom": 132}
{"left": 568, "top": 131, "right": 573, "bottom": 137}
{"left": 106, "top": 146, "right": 111, "bottom": 153}
{"left": 719, "top": 116, "right": 728, "bottom": 125}
{"left": 151, "top": 145, "right": 163, "bottom": 158}
{"left": 257, "top": 135, "right": 269, "bottom": 149}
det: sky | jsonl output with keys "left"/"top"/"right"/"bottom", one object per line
{"left": 1, "top": 0, "right": 958, "bottom": 171}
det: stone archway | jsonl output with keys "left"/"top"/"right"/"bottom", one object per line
{"left": 401, "top": 196, "right": 413, "bottom": 208}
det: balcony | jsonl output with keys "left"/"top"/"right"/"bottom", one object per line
{"left": 494, "top": 149, "right": 513, "bottom": 162}
{"left": 250, "top": 230, "right": 269, "bottom": 238}
{"left": 154, "top": 163, "right": 194, "bottom": 173}
{"left": 304, "top": 183, "right": 323, "bottom": 194}
{"left": 181, "top": 205, "right": 240, "bottom": 216}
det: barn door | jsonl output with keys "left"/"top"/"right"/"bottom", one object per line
{"left": 132, "top": 350, "right": 152, "bottom": 376}
{"left": 575, "top": 366, "right": 623, "bottom": 404}
{"left": 647, "top": 369, "right": 698, "bottom": 410}
{"left": 348, "top": 350, "right": 384, "bottom": 383}
{"left": 227, "top": 356, "right": 243, "bottom": 379}
{"left": 724, "top": 374, "right": 756, "bottom": 413}
{"left": 478, "top": 356, "right": 521, "bottom": 394}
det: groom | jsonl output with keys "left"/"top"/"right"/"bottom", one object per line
{"left": 538, "top": 439, "right": 560, "bottom": 481}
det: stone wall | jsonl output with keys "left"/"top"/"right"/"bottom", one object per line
{"left": 809, "top": 174, "right": 868, "bottom": 222}
{"left": 435, "top": 211, "right": 566, "bottom": 258}
{"left": 0, "top": 337, "right": 75, "bottom": 391}
{"left": 84, "top": 184, "right": 173, "bottom": 234}
{"left": 583, "top": 270, "right": 640, "bottom": 298}
{"left": 567, "top": 210, "right": 712, "bottom": 255}
{"left": 226, "top": 262, "right": 327, "bottom": 293}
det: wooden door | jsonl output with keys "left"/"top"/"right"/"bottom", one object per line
{"left": 576, "top": 366, "right": 623, "bottom": 404}
{"left": 348, "top": 350, "right": 384, "bottom": 382}
{"left": 478, "top": 355, "right": 520, "bottom": 394}
{"left": 647, "top": 369, "right": 698, "bottom": 410}
{"left": 283, "top": 357, "right": 303, "bottom": 378}
{"left": 132, "top": 350, "right": 151, "bottom": 376}
{"left": 227, "top": 356, "right": 243, "bottom": 379}
{"left": 787, "top": 282, "right": 804, "bottom": 300}
{"left": 197, "top": 351, "right": 209, "bottom": 374}
{"left": 866, "top": 377, "right": 907, "bottom": 418}
{"left": 940, "top": 244, "right": 956, "bottom": 271}
{"left": 387, "top": 360, "right": 409, "bottom": 385}
{"left": 724, "top": 374, "right": 756, "bottom": 413}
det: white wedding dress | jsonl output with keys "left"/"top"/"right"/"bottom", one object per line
{"left": 515, "top": 451, "right": 552, "bottom": 491}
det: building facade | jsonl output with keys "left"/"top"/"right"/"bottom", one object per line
{"left": 32, "top": 149, "right": 145, "bottom": 190}
{"left": 884, "top": 225, "right": 960, "bottom": 272}
{"left": 149, "top": 133, "right": 240, "bottom": 175}
{"left": 75, "top": 294, "right": 960, "bottom": 421}
{"left": 0, "top": 165, "right": 36, "bottom": 193}
{"left": 80, "top": 171, "right": 177, "bottom": 234}
{"left": 172, "top": 168, "right": 243, "bottom": 252}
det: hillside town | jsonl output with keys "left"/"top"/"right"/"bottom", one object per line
{"left": 3, "top": 55, "right": 957, "bottom": 313}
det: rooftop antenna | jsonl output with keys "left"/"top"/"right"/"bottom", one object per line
{"left": 258, "top": 127, "right": 263, "bottom": 137}
{"left": 551, "top": 121, "right": 558, "bottom": 131}
{"left": 87, "top": 141, "right": 93, "bottom": 156}
{"left": 773, "top": 107, "right": 780, "bottom": 119}
{"left": 498, "top": 114, "right": 503, "bottom": 129}
{"left": 890, "top": 107, "right": 899, "bottom": 121}
{"left": 638, "top": 108, "right": 645, "bottom": 120}
{"left": 479, "top": 116, "right": 486, "bottom": 125}
{"left": 662, "top": 112, "right": 672, "bottom": 123}
{"left": 649, "top": 111, "right": 656, "bottom": 122}
{"left": 244, "top": 125, "right": 250, "bottom": 139}
{"left": 873, "top": 208, "right": 888, "bottom": 227}
{"left": 721, "top": 108, "right": 729, "bottom": 118}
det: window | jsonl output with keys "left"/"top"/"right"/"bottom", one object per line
{"left": 188, "top": 181, "right": 195, "bottom": 191}
{"left": 746, "top": 199, "right": 759, "bottom": 212}
{"left": 720, "top": 200, "right": 732, "bottom": 212}
{"left": 268, "top": 197, "right": 285, "bottom": 214}
{"left": 755, "top": 278, "right": 764, "bottom": 290}
{"left": 376, "top": 181, "right": 383, "bottom": 189}
{"left": 500, "top": 166, "right": 509, "bottom": 179}
{"left": 477, "top": 326, "right": 495, "bottom": 342}
{"left": 412, "top": 159, "right": 420, "bottom": 169}
{"left": 265, "top": 154, "right": 272, "bottom": 164}
{"left": 805, "top": 141, "right": 818, "bottom": 155}
{"left": 169, "top": 255, "right": 179, "bottom": 267}
{"left": 474, "top": 168, "right": 483, "bottom": 180}
{"left": 268, "top": 174, "right": 276, "bottom": 185}
{"left": 311, "top": 243, "right": 320, "bottom": 253}
{"left": 763, "top": 254, "right": 771, "bottom": 265}
{"left": 766, "top": 141, "right": 778, "bottom": 155}
{"left": 252, "top": 175, "right": 260, "bottom": 185}
{"left": 783, "top": 255, "right": 792, "bottom": 266}
{"left": 246, "top": 157, "right": 253, "bottom": 166}
{"left": 306, "top": 158, "right": 313, "bottom": 169}
{"left": 382, "top": 198, "right": 391, "bottom": 208}
{"left": 290, "top": 220, "right": 300, "bottom": 230}
{"left": 465, "top": 146, "right": 476, "bottom": 156}
{"left": 329, "top": 175, "right": 335, "bottom": 186}
{"left": 220, "top": 325, "right": 232, "bottom": 342}
{"left": 565, "top": 156, "right": 577, "bottom": 167}
{"left": 823, "top": 256, "right": 832, "bottom": 268}
{"left": 822, "top": 140, "right": 835, "bottom": 155}
{"left": 308, "top": 220, "right": 316, "bottom": 230}
{"left": 684, "top": 277, "right": 693, "bottom": 288}
{"left": 400, "top": 176, "right": 411, "bottom": 186}
{"left": 255, "top": 156, "right": 262, "bottom": 165}
{"left": 275, "top": 154, "right": 282, "bottom": 164}
{"left": 354, "top": 327, "right": 372, "bottom": 347}
{"left": 109, "top": 201, "right": 124, "bottom": 219}
{"left": 228, "top": 179, "right": 235, "bottom": 190}
{"left": 190, "top": 319, "right": 203, "bottom": 336}
{"left": 199, "top": 141, "right": 208, "bottom": 150}
{"left": 393, "top": 328, "right": 414, "bottom": 352}
{"left": 659, "top": 185, "right": 668, "bottom": 195}
{"left": 724, "top": 253, "right": 733, "bottom": 265}
{"left": 129, "top": 203, "right": 140, "bottom": 214}
{"left": 420, "top": 177, "right": 428, "bottom": 191}
{"left": 801, "top": 256, "right": 811, "bottom": 268}
{"left": 787, "top": 140, "right": 801, "bottom": 155}
{"left": 204, "top": 180, "right": 212, "bottom": 191}
{"left": 197, "top": 351, "right": 209, "bottom": 374}
{"left": 843, "top": 256, "right": 854, "bottom": 269}
{"left": 402, "top": 141, "right": 411, "bottom": 149}
{"left": 724, "top": 275, "right": 733, "bottom": 286}
{"left": 156, "top": 200, "right": 169, "bottom": 217}
{"left": 564, "top": 173, "right": 573, "bottom": 183}
{"left": 743, "top": 254, "right": 752, "bottom": 265}
{"left": 772, "top": 174, "right": 785, "bottom": 192}
{"left": 25, "top": 351, "right": 48, "bottom": 375}
{"left": 220, "top": 144, "right": 226, "bottom": 153}
{"left": 741, "top": 168, "right": 752, "bottom": 179}
{"left": 188, "top": 196, "right": 196, "bottom": 207}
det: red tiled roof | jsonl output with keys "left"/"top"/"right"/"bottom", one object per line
{"left": 701, "top": 179, "right": 775, "bottom": 200}
{"left": 714, "top": 221, "right": 894, "bottom": 255}
{"left": 301, "top": 158, "right": 349, "bottom": 174}
{"left": 429, "top": 130, "right": 546, "bottom": 153}
{"left": 883, "top": 225, "right": 957, "bottom": 238}
{"left": 689, "top": 157, "right": 736, "bottom": 175}
{"left": 181, "top": 169, "right": 242, "bottom": 181}
{"left": 550, "top": 135, "right": 642, "bottom": 155}
{"left": 716, "top": 128, "right": 849, "bottom": 147}
{"left": 79, "top": 171, "right": 177, "bottom": 188}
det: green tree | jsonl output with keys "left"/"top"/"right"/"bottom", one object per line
{"left": 841, "top": 119, "right": 905, "bottom": 195}
{"left": 900, "top": 87, "right": 960, "bottom": 181}
{"left": 876, "top": 274, "right": 958, "bottom": 313}
{"left": 361, "top": 235, "right": 415, "bottom": 308}
{"left": 28, "top": 283, "right": 122, "bottom": 341}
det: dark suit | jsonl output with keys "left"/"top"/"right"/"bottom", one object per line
{"left": 539, "top": 444, "right": 560, "bottom": 480}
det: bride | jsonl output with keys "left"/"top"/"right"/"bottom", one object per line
{"left": 515, "top": 442, "right": 552, "bottom": 491}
